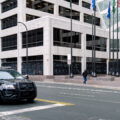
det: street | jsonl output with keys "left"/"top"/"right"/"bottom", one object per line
{"left": 0, "top": 82, "right": 120, "bottom": 120}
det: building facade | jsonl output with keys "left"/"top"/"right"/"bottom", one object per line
{"left": 0, "top": 0, "right": 111, "bottom": 76}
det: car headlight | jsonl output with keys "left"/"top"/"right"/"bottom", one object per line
{"left": 2, "top": 84, "right": 15, "bottom": 90}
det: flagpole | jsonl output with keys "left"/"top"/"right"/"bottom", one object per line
{"left": 116, "top": 0, "right": 119, "bottom": 76}
{"left": 70, "top": 0, "right": 73, "bottom": 78}
{"left": 91, "top": 0, "right": 96, "bottom": 77}
{"left": 109, "top": 11, "right": 111, "bottom": 75}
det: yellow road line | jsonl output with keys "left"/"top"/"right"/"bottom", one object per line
{"left": 35, "top": 98, "right": 74, "bottom": 106}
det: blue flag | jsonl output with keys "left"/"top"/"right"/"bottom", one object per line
{"left": 92, "top": 0, "right": 95, "bottom": 9}
{"left": 107, "top": 2, "right": 111, "bottom": 19}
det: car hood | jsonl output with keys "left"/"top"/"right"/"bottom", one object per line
{"left": 0, "top": 79, "right": 31, "bottom": 84}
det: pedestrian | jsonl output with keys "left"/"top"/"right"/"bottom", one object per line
{"left": 82, "top": 70, "right": 88, "bottom": 84}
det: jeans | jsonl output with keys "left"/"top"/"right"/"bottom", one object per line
{"left": 83, "top": 76, "right": 87, "bottom": 84}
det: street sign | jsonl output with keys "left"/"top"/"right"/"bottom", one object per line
{"left": 67, "top": 54, "right": 71, "bottom": 65}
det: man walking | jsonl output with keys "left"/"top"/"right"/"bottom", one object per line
{"left": 82, "top": 70, "right": 88, "bottom": 84}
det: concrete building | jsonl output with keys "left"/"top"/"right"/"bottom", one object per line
{"left": 0, "top": 0, "right": 116, "bottom": 76}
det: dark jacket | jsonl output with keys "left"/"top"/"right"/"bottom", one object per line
{"left": 82, "top": 70, "right": 88, "bottom": 77}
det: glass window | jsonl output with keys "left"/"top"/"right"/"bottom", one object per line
{"left": 59, "top": 6, "right": 80, "bottom": 21}
{"left": 26, "top": 0, "right": 54, "bottom": 14}
{"left": 53, "top": 28, "right": 81, "bottom": 49}
{"left": 87, "top": 57, "right": 107, "bottom": 74}
{"left": 2, "top": 0, "right": 17, "bottom": 13}
{"left": 22, "top": 28, "right": 43, "bottom": 48}
{"left": 64, "top": 0, "right": 79, "bottom": 5}
{"left": 84, "top": 13, "right": 100, "bottom": 26}
{"left": 1, "top": 15, "right": 17, "bottom": 30}
{"left": 2, "top": 58, "right": 17, "bottom": 70}
{"left": 53, "top": 55, "right": 81, "bottom": 75}
{"left": 82, "top": 1, "right": 91, "bottom": 9}
{"left": 26, "top": 14, "right": 39, "bottom": 21}
{"left": 22, "top": 55, "right": 43, "bottom": 75}
{"left": 2, "top": 34, "right": 17, "bottom": 51}
{"left": 86, "top": 34, "right": 107, "bottom": 52}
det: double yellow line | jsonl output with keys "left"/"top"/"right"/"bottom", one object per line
{"left": 35, "top": 98, "right": 74, "bottom": 106}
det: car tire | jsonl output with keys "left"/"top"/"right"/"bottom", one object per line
{"left": 27, "top": 99, "right": 34, "bottom": 103}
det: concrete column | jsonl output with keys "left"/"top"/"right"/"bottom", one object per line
{"left": 17, "top": 57, "right": 22, "bottom": 74}
{"left": 18, "top": 0, "right": 26, "bottom": 22}
{"left": 54, "top": 4, "right": 59, "bottom": 16}
{"left": 17, "top": 0, "right": 26, "bottom": 73}
{"left": 17, "top": 26, "right": 22, "bottom": 73}
{"left": 79, "top": 0, "right": 82, "bottom": 6}
{"left": 81, "top": 33, "right": 87, "bottom": 73}
{"left": 43, "top": 18, "right": 53, "bottom": 76}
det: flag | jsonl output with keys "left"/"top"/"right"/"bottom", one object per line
{"left": 92, "top": 0, "right": 95, "bottom": 10}
{"left": 112, "top": 0, "right": 116, "bottom": 13}
{"left": 107, "top": 2, "right": 111, "bottom": 19}
{"left": 118, "top": 0, "right": 120, "bottom": 7}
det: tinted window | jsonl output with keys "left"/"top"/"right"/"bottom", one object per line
{"left": 2, "top": 15, "right": 17, "bottom": 29}
{"left": 2, "top": 0, "right": 17, "bottom": 13}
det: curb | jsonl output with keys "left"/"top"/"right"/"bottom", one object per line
{"left": 35, "top": 81, "right": 120, "bottom": 91}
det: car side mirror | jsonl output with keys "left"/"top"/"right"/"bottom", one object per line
{"left": 24, "top": 75, "right": 29, "bottom": 79}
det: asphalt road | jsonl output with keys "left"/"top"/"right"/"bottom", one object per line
{"left": 0, "top": 82, "right": 120, "bottom": 120}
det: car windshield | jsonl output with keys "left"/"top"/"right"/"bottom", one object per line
{"left": 0, "top": 70, "right": 24, "bottom": 80}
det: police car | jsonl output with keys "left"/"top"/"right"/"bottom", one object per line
{"left": 0, "top": 68, "right": 37, "bottom": 102}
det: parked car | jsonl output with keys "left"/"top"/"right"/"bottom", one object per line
{"left": 0, "top": 69, "right": 37, "bottom": 103}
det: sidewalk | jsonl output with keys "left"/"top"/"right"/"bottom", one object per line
{"left": 30, "top": 75, "right": 120, "bottom": 90}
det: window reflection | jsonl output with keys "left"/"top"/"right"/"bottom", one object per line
{"left": 87, "top": 57, "right": 107, "bottom": 74}
{"left": 59, "top": 6, "right": 80, "bottom": 21}
{"left": 53, "top": 28, "right": 81, "bottom": 49}
{"left": 2, "top": 34, "right": 17, "bottom": 51}
{"left": 2, "top": 58, "right": 17, "bottom": 70}
{"left": 53, "top": 55, "right": 81, "bottom": 75}
{"left": 86, "top": 34, "right": 107, "bottom": 51}
{"left": 84, "top": 14, "right": 100, "bottom": 26}
{"left": 26, "top": 0, "right": 54, "bottom": 14}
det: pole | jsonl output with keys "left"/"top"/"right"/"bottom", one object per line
{"left": 18, "top": 22, "right": 28, "bottom": 76}
{"left": 116, "top": 0, "right": 119, "bottom": 76}
{"left": 91, "top": 2, "right": 97, "bottom": 77}
{"left": 70, "top": 0, "right": 73, "bottom": 78}
{"left": 92, "top": 13, "right": 94, "bottom": 76}
{"left": 112, "top": 10, "right": 115, "bottom": 76}
{"left": 108, "top": 14, "right": 111, "bottom": 75}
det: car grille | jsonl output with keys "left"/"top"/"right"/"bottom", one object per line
{"left": 19, "top": 83, "right": 34, "bottom": 91}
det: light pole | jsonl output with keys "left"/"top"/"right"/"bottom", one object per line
{"left": 18, "top": 22, "right": 28, "bottom": 76}
{"left": 70, "top": 0, "right": 73, "bottom": 78}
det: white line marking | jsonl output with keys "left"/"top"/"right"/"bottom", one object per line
{"left": 60, "top": 92, "right": 95, "bottom": 98}
{"left": 0, "top": 104, "right": 64, "bottom": 117}
{"left": 36, "top": 84, "right": 120, "bottom": 94}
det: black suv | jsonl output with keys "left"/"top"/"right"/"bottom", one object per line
{"left": 0, "top": 69, "right": 37, "bottom": 102}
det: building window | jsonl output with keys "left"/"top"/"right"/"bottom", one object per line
{"left": 87, "top": 57, "right": 106, "bottom": 74}
{"left": 22, "top": 55, "right": 43, "bottom": 75}
{"left": 64, "top": 0, "right": 79, "bottom": 5}
{"left": 86, "top": 34, "right": 107, "bottom": 52}
{"left": 26, "top": 14, "right": 39, "bottom": 21}
{"left": 82, "top": 1, "right": 91, "bottom": 9}
{"left": 22, "top": 28, "right": 43, "bottom": 48}
{"left": 26, "top": 0, "right": 54, "bottom": 14}
{"left": 53, "top": 55, "right": 81, "bottom": 75}
{"left": 2, "top": 15, "right": 17, "bottom": 30}
{"left": 2, "top": 58, "right": 17, "bottom": 70}
{"left": 53, "top": 28, "right": 81, "bottom": 49}
{"left": 2, "top": 34, "right": 17, "bottom": 51}
{"left": 1, "top": 0, "right": 17, "bottom": 13}
{"left": 84, "top": 14, "right": 100, "bottom": 26}
{"left": 59, "top": 6, "right": 80, "bottom": 21}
